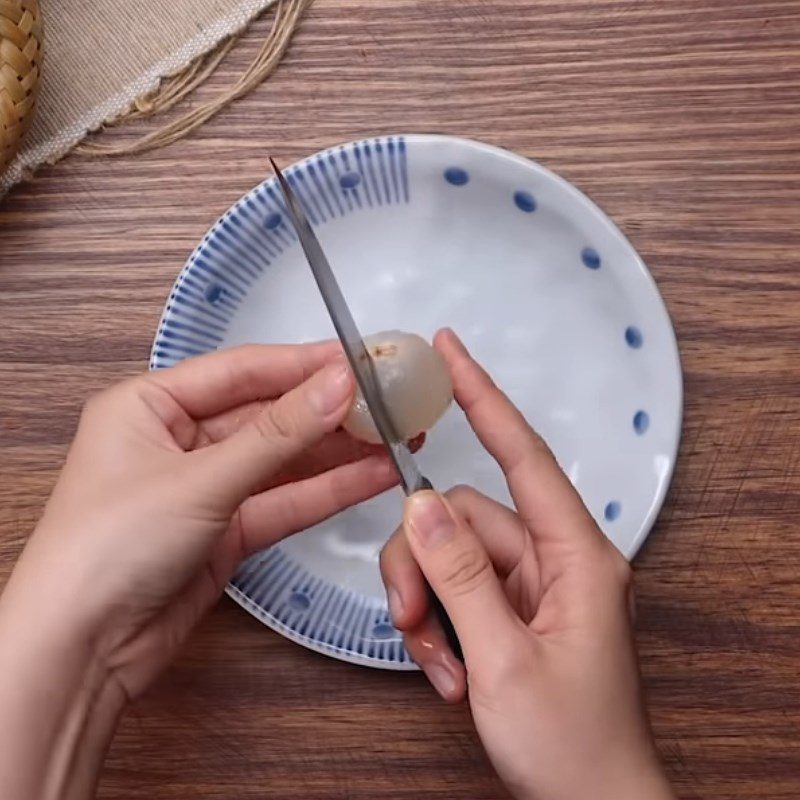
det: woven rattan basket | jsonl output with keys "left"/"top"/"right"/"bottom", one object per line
{"left": 0, "top": 0, "right": 43, "bottom": 172}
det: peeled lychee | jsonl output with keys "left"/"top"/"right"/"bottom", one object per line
{"left": 343, "top": 330, "right": 453, "bottom": 444}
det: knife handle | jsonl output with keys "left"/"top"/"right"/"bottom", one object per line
{"left": 416, "top": 476, "right": 464, "bottom": 663}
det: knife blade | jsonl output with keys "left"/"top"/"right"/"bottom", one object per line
{"left": 270, "top": 158, "right": 426, "bottom": 494}
{"left": 270, "top": 157, "right": 462, "bottom": 662}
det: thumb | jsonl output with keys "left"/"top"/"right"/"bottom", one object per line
{"left": 403, "top": 491, "right": 519, "bottom": 661}
{"left": 202, "top": 356, "right": 355, "bottom": 503}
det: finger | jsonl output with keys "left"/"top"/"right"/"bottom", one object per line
{"left": 197, "top": 406, "right": 381, "bottom": 459}
{"left": 403, "top": 491, "right": 520, "bottom": 661}
{"left": 195, "top": 404, "right": 423, "bottom": 488}
{"left": 403, "top": 610, "right": 467, "bottom": 703}
{"left": 382, "top": 486, "right": 535, "bottom": 687}
{"left": 381, "top": 486, "right": 531, "bottom": 633}
{"left": 199, "top": 357, "right": 355, "bottom": 504}
{"left": 380, "top": 532, "right": 467, "bottom": 702}
{"left": 235, "top": 454, "right": 398, "bottom": 553}
{"left": 447, "top": 485, "right": 535, "bottom": 582}
{"left": 380, "top": 522, "right": 429, "bottom": 631}
{"left": 267, "top": 432, "right": 384, "bottom": 487}
{"left": 149, "top": 341, "right": 339, "bottom": 418}
{"left": 197, "top": 414, "right": 384, "bottom": 492}
{"left": 381, "top": 523, "right": 466, "bottom": 690}
{"left": 434, "top": 328, "right": 601, "bottom": 563}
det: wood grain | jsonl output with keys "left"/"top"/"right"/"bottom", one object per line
{"left": 2, "top": 0, "right": 800, "bottom": 797}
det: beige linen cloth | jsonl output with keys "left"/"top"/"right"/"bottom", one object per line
{"left": 0, "top": 0, "right": 277, "bottom": 192}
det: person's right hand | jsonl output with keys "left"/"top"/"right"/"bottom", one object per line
{"left": 380, "top": 329, "right": 675, "bottom": 800}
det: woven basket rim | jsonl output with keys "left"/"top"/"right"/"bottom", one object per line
{"left": 1, "top": 0, "right": 43, "bottom": 172}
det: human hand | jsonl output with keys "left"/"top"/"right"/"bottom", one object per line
{"left": 11, "top": 342, "right": 400, "bottom": 695}
{"left": 0, "top": 343, "right": 397, "bottom": 799}
{"left": 380, "top": 330, "right": 674, "bottom": 800}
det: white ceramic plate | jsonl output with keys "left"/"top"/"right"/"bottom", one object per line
{"left": 151, "top": 134, "right": 682, "bottom": 669}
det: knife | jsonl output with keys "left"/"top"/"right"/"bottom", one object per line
{"left": 270, "top": 158, "right": 463, "bottom": 662}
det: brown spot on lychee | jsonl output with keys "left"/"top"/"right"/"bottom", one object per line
{"left": 371, "top": 343, "right": 398, "bottom": 358}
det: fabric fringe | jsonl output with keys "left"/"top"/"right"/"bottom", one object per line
{"left": 76, "top": 0, "right": 312, "bottom": 157}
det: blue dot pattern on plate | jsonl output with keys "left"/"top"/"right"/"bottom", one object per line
{"left": 205, "top": 284, "right": 223, "bottom": 303}
{"left": 514, "top": 190, "right": 537, "bottom": 212}
{"left": 633, "top": 410, "right": 650, "bottom": 435}
{"left": 288, "top": 592, "right": 311, "bottom": 612}
{"left": 625, "top": 325, "right": 643, "bottom": 348}
{"left": 264, "top": 212, "right": 282, "bottom": 229}
{"left": 604, "top": 501, "right": 622, "bottom": 522}
{"left": 444, "top": 166, "right": 469, "bottom": 186}
{"left": 339, "top": 171, "right": 361, "bottom": 189}
{"left": 372, "top": 622, "right": 396, "bottom": 640}
{"left": 581, "top": 247, "right": 601, "bottom": 269}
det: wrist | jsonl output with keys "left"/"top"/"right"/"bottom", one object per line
{"left": 0, "top": 569, "right": 127, "bottom": 799}
{"left": 509, "top": 747, "right": 674, "bottom": 800}
{"left": 577, "top": 750, "right": 675, "bottom": 800}
{"left": 48, "top": 665, "right": 127, "bottom": 800}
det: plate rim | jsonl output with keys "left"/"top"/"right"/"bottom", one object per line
{"left": 151, "top": 132, "right": 684, "bottom": 667}
{"left": 224, "top": 585, "right": 419, "bottom": 671}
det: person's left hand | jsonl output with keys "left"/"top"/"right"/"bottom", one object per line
{"left": 1, "top": 343, "right": 398, "bottom": 702}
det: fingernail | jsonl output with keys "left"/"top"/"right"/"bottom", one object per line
{"left": 406, "top": 492, "right": 455, "bottom": 548}
{"left": 387, "top": 586, "right": 404, "bottom": 623}
{"left": 309, "top": 358, "right": 352, "bottom": 415}
{"left": 424, "top": 661, "right": 458, "bottom": 700}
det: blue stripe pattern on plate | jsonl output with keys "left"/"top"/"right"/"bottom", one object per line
{"left": 229, "top": 550, "right": 410, "bottom": 666}
{"left": 150, "top": 136, "right": 410, "bottom": 371}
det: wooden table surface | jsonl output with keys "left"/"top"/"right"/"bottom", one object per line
{"left": 2, "top": 0, "right": 800, "bottom": 797}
